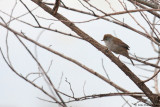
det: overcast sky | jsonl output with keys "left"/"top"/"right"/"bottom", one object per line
{"left": 0, "top": 0, "right": 157, "bottom": 107}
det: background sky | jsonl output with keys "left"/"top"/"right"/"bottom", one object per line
{"left": 0, "top": 0, "right": 158, "bottom": 107}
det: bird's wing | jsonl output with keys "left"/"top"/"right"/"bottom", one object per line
{"left": 113, "top": 38, "right": 130, "bottom": 50}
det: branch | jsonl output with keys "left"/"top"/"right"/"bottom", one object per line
{"left": 0, "top": 48, "right": 63, "bottom": 106}
{"left": 53, "top": 0, "right": 60, "bottom": 15}
{"left": 128, "top": 0, "right": 160, "bottom": 19}
{"left": 44, "top": 2, "right": 160, "bottom": 45}
{"left": 128, "top": 0, "right": 160, "bottom": 9}
{"left": 0, "top": 21, "right": 149, "bottom": 104}
{"left": 30, "top": 0, "right": 159, "bottom": 105}
{"left": 15, "top": 34, "right": 67, "bottom": 107}
{"left": 20, "top": 0, "right": 41, "bottom": 26}
{"left": 143, "top": 70, "right": 160, "bottom": 83}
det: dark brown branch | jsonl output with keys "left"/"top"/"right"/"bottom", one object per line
{"left": 53, "top": 0, "right": 60, "bottom": 15}
{"left": 30, "top": 0, "right": 159, "bottom": 106}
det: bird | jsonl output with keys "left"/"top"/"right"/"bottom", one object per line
{"left": 101, "top": 34, "right": 134, "bottom": 65}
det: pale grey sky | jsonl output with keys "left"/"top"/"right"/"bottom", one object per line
{"left": 0, "top": 0, "right": 157, "bottom": 107}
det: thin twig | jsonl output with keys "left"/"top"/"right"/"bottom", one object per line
{"left": 57, "top": 72, "right": 64, "bottom": 89}
{"left": 77, "top": 0, "right": 95, "bottom": 15}
{"left": 15, "top": 34, "right": 67, "bottom": 107}
{"left": 83, "top": 81, "right": 86, "bottom": 96}
{"left": 65, "top": 78, "right": 74, "bottom": 97}
{"left": 20, "top": 0, "right": 41, "bottom": 26}
{"left": 5, "top": 0, "right": 17, "bottom": 67}
{"left": 143, "top": 70, "right": 160, "bottom": 83}
{"left": 0, "top": 48, "right": 63, "bottom": 106}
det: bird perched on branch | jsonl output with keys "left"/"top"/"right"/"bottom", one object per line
{"left": 102, "top": 34, "right": 134, "bottom": 65}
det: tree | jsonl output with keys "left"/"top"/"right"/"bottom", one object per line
{"left": 0, "top": 0, "right": 160, "bottom": 106}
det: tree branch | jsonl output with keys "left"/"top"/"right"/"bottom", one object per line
{"left": 53, "top": 0, "right": 60, "bottom": 15}
{"left": 0, "top": 21, "right": 149, "bottom": 105}
{"left": 30, "top": 0, "right": 160, "bottom": 106}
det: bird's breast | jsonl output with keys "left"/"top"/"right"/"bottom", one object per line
{"left": 104, "top": 40, "right": 116, "bottom": 50}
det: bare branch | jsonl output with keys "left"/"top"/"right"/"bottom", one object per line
{"left": 0, "top": 21, "right": 148, "bottom": 104}
{"left": 143, "top": 70, "right": 160, "bottom": 83}
{"left": 53, "top": 0, "right": 61, "bottom": 15}
{"left": 0, "top": 48, "right": 63, "bottom": 106}
{"left": 65, "top": 78, "right": 75, "bottom": 97}
{"left": 20, "top": 0, "right": 41, "bottom": 26}
{"left": 30, "top": 1, "right": 159, "bottom": 105}
{"left": 15, "top": 34, "right": 67, "bottom": 107}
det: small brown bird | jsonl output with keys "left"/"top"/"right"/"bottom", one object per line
{"left": 102, "top": 34, "right": 134, "bottom": 65}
